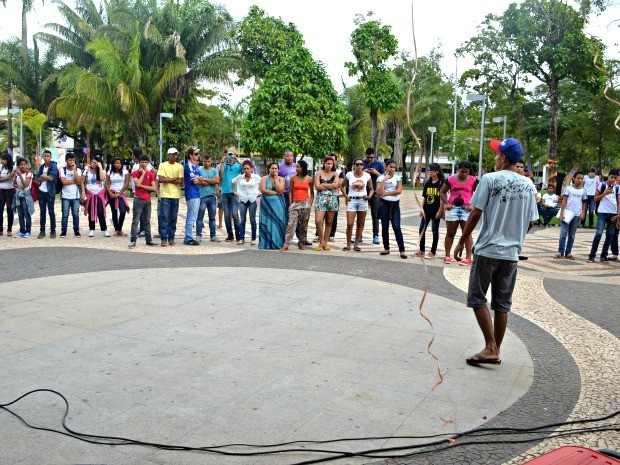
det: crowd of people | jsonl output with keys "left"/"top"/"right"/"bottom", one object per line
{"left": 1, "top": 145, "right": 619, "bottom": 263}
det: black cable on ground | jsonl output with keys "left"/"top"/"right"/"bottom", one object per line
{"left": 1, "top": 389, "right": 618, "bottom": 464}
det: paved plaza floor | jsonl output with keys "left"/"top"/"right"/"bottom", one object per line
{"left": 0, "top": 191, "right": 618, "bottom": 465}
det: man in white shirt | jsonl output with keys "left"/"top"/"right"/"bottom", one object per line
{"left": 582, "top": 168, "right": 599, "bottom": 228}
{"left": 537, "top": 184, "right": 559, "bottom": 227}
{"left": 59, "top": 152, "right": 85, "bottom": 237}
{"left": 587, "top": 169, "right": 619, "bottom": 262}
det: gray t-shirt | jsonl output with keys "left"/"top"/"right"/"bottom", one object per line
{"left": 470, "top": 170, "right": 539, "bottom": 261}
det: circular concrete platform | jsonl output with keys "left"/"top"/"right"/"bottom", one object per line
{"left": 0, "top": 267, "right": 533, "bottom": 464}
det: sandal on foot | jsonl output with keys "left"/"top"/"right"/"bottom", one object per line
{"left": 353, "top": 246, "right": 361, "bottom": 252}
{"left": 566, "top": 254, "right": 575, "bottom": 260}
{"left": 298, "top": 244, "right": 306, "bottom": 250}
{"left": 313, "top": 245, "right": 322, "bottom": 252}
{"left": 322, "top": 245, "right": 331, "bottom": 251}
{"left": 466, "top": 353, "right": 501, "bottom": 365}
{"left": 280, "top": 246, "right": 289, "bottom": 252}
{"left": 342, "top": 246, "right": 351, "bottom": 251}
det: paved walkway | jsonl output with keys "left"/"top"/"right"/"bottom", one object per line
{"left": 0, "top": 191, "right": 618, "bottom": 464}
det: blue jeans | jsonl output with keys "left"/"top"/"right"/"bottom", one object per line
{"left": 38, "top": 190, "right": 56, "bottom": 233}
{"left": 130, "top": 197, "right": 152, "bottom": 242}
{"left": 17, "top": 200, "right": 31, "bottom": 234}
{"left": 221, "top": 193, "right": 240, "bottom": 239}
{"left": 378, "top": 200, "right": 405, "bottom": 252}
{"left": 158, "top": 197, "right": 179, "bottom": 242}
{"left": 539, "top": 205, "right": 557, "bottom": 225}
{"left": 61, "top": 198, "right": 80, "bottom": 232}
{"left": 588, "top": 212, "right": 616, "bottom": 259}
{"left": 196, "top": 196, "right": 217, "bottom": 238}
{"left": 238, "top": 200, "right": 257, "bottom": 241}
{"left": 582, "top": 195, "right": 595, "bottom": 227}
{"left": 185, "top": 197, "right": 200, "bottom": 241}
{"left": 558, "top": 216, "right": 579, "bottom": 255}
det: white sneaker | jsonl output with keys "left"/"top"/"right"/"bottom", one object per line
{"left": 103, "top": 230, "right": 111, "bottom": 237}
{"left": 88, "top": 230, "right": 95, "bottom": 237}
{"left": 196, "top": 235, "right": 202, "bottom": 242}
{"left": 608, "top": 254, "right": 618, "bottom": 261}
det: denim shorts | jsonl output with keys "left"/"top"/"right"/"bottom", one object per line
{"left": 467, "top": 255, "right": 518, "bottom": 313}
{"left": 346, "top": 198, "right": 368, "bottom": 212}
{"left": 445, "top": 205, "right": 470, "bottom": 222}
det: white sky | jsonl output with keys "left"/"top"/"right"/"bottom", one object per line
{"left": 1, "top": 0, "right": 619, "bottom": 103}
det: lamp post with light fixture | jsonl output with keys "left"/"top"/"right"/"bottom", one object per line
{"left": 8, "top": 108, "right": 23, "bottom": 157}
{"left": 493, "top": 116, "right": 507, "bottom": 140}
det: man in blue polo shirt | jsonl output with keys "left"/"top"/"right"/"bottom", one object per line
{"left": 219, "top": 151, "right": 242, "bottom": 242}
{"left": 183, "top": 146, "right": 202, "bottom": 245}
{"left": 362, "top": 147, "right": 384, "bottom": 244}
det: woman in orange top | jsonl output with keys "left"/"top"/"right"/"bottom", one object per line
{"left": 281, "top": 160, "right": 314, "bottom": 251}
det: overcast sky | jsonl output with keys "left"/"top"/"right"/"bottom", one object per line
{"left": 1, "top": 0, "right": 619, "bottom": 103}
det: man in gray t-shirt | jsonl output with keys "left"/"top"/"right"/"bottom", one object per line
{"left": 454, "top": 138, "right": 538, "bottom": 366}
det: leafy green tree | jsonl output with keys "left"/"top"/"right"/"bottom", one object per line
{"left": 242, "top": 47, "right": 349, "bottom": 159}
{"left": 236, "top": 5, "right": 304, "bottom": 81}
{"left": 341, "top": 83, "right": 370, "bottom": 165}
{"left": 345, "top": 13, "right": 402, "bottom": 150}
{"left": 499, "top": 0, "right": 604, "bottom": 162}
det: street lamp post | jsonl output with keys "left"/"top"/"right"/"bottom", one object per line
{"left": 8, "top": 108, "right": 23, "bottom": 158}
{"left": 466, "top": 94, "right": 486, "bottom": 177}
{"left": 159, "top": 112, "right": 173, "bottom": 166}
{"left": 493, "top": 116, "right": 507, "bottom": 140}
{"left": 428, "top": 127, "right": 436, "bottom": 164}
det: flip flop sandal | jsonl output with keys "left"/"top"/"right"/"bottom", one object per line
{"left": 342, "top": 247, "right": 351, "bottom": 251}
{"left": 322, "top": 245, "right": 331, "bottom": 251}
{"left": 466, "top": 353, "right": 501, "bottom": 365}
{"left": 353, "top": 246, "right": 361, "bottom": 252}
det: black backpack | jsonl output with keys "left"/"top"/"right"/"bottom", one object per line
{"left": 56, "top": 166, "right": 66, "bottom": 196}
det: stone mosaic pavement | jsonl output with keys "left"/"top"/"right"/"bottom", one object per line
{"left": 0, "top": 190, "right": 618, "bottom": 465}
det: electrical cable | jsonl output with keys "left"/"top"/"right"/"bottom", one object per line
{"left": 1, "top": 389, "right": 618, "bottom": 464}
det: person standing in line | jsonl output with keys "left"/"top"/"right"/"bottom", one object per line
{"left": 157, "top": 147, "right": 184, "bottom": 246}
{"left": 587, "top": 169, "right": 618, "bottom": 262}
{"left": 219, "top": 151, "right": 242, "bottom": 242}
{"left": 361, "top": 147, "right": 384, "bottom": 244}
{"left": 555, "top": 171, "right": 587, "bottom": 260}
{"left": 416, "top": 163, "right": 444, "bottom": 259}
{"left": 258, "top": 162, "right": 286, "bottom": 250}
{"left": 454, "top": 138, "right": 538, "bottom": 365}
{"left": 279, "top": 150, "right": 304, "bottom": 243}
{"left": 36, "top": 149, "right": 59, "bottom": 239}
{"left": 0, "top": 153, "right": 17, "bottom": 237}
{"left": 196, "top": 154, "right": 221, "bottom": 243}
{"left": 281, "top": 159, "right": 314, "bottom": 251}
{"left": 232, "top": 160, "right": 261, "bottom": 246}
{"left": 582, "top": 168, "right": 599, "bottom": 228}
{"left": 83, "top": 156, "right": 109, "bottom": 237}
{"left": 183, "top": 146, "right": 202, "bottom": 246}
{"left": 130, "top": 147, "right": 157, "bottom": 237}
{"left": 376, "top": 159, "right": 406, "bottom": 258}
{"left": 106, "top": 157, "right": 130, "bottom": 236}
{"left": 59, "top": 152, "right": 85, "bottom": 237}
{"left": 440, "top": 161, "right": 478, "bottom": 265}
{"left": 341, "top": 158, "right": 373, "bottom": 252}
{"left": 129, "top": 155, "right": 158, "bottom": 248}
{"left": 12, "top": 158, "right": 34, "bottom": 238}
{"left": 313, "top": 157, "right": 340, "bottom": 251}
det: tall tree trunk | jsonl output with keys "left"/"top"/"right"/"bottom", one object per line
{"left": 394, "top": 123, "right": 406, "bottom": 183}
{"left": 370, "top": 107, "right": 378, "bottom": 151}
{"left": 547, "top": 76, "right": 559, "bottom": 186}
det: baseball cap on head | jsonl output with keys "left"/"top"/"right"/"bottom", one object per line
{"left": 490, "top": 138, "right": 524, "bottom": 163}
{"left": 167, "top": 147, "right": 178, "bottom": 155}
